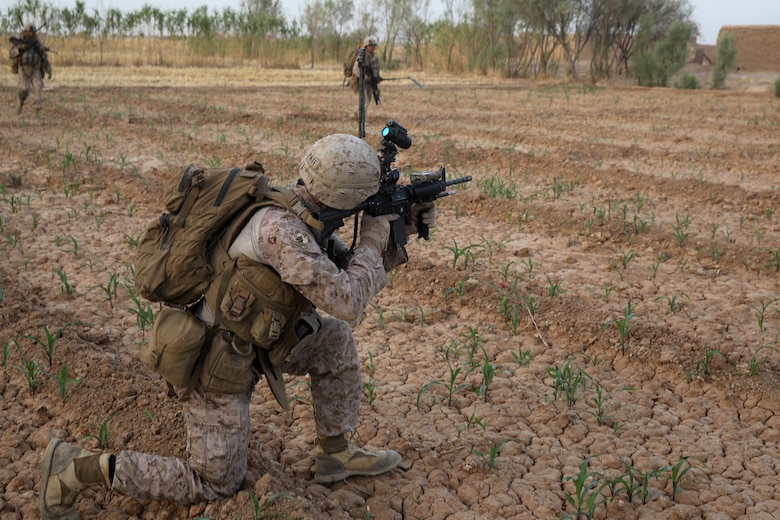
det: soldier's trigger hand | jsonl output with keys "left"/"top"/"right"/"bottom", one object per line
{"left": 359, "top": 214, "right": 399, "bottom": 253}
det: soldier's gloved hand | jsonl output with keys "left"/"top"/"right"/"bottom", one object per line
{"left": 47, "top": 72, "right": 51, "bottom": 80}
{"left": 360, "top": 213, "right": 399, "bottom": 253}
{"left": 407, "top": 202, "right": 437, "bottom": 236}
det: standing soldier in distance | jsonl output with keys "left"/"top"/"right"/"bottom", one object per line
{"left": 9, "top": 22, "right": 52, "bottom": 117}
{"left": 350, "top": 37, "right": 383, "bottom": 119}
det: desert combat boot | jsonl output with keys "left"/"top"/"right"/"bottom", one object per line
{"left": 314, "top": 434, "right": 401, "bottom": 484}
{"left": 39, "top": 438, "right": 112, "bottom": 519}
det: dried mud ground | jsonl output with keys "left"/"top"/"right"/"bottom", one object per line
{"left": 1, "top": 68, "right": 780, "bottom": 520}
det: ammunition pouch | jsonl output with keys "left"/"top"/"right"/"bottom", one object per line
{"left": 141, "top": 306, "right": 207, "bottom": 400}
{"left": 199, "top": 331, "right": 257, "bottom": 395}
{"left": 206, "top": 255, "right": 311, "bottom": 349}
{"left": 203, "top": 253, "right": 321, "bottom": 408}
{"left": 20, "top": 48, "right": 40, "bottom": 67}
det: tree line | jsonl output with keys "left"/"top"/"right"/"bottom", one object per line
{"left": 3, "top": 0, "right": 700, "bottom": 82}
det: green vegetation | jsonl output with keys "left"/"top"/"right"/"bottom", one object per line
{"left": 4, "top": 0, "right": 696, "bottom": 80}
{"left": 711, "top": 34, "right": 737, "bottom": 89}
{"left": 633, "top": 19, "right": 693, "bottom": 87}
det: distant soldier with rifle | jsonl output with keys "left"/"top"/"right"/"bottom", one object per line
{"left": 9, "top": 22, "right": 53, "bottom": 117}
{"left": 349, "top": 37, "right": 382, "bottom": 119}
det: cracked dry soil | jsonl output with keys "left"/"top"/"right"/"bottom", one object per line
{"left": 1, "top": 70, "right": 779, "bottom": 519}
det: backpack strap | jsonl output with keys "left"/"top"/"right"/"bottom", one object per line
{"left": 173, "top": 166, "right": 206, "bottom": 227}
{"left": 264, "top": 188, "right": 324, "bottom": 232}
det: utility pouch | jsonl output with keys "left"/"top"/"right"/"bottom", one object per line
{"left": 200, "top": 331, "right": 257, "bottom": 394}
{"left": 141, "top": 306, "right": 207, "bottom": 392}
{"left": 214, "top": 255, "right": 304, "bottom": 347}
{"left": 268, "top": 309, "right": 322, "bottom": 367}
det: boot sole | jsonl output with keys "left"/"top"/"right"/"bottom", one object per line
{"left": 39, "top": 438, "right": 78, "bottom": 520}
{"left": 313, "top": 451, "right": 401, "bottom": 484}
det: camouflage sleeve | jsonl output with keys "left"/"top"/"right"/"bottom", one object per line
{"left": 228, "top": 207, "right": 388, "bottom": 324}
{"left": 9, "top": 46, "right": 19, "bottom": 60}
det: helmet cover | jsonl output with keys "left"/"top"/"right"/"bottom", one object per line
{"left": 299, "top": 134, "right": 380, "bottom": 210}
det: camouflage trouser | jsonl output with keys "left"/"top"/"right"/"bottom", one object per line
{"left": 112, "top": 317, "right": 361, "bottom": 503}
{"left": 17, "top": 66, "right": 43, "bottom": 112}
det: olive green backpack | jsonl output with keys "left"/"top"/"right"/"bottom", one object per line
{"left": 134, "top": 162, "right": 273, "bottom": 306}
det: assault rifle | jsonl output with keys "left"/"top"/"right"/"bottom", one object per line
{"left": 9, "top": 36, "right": 53, "bottom": 54}
{"left": 314, "top": 120, "right": 472, "bottom": 258}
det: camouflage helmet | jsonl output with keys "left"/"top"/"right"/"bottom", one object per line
{"left": 363, "top": 37, "right": 377, "bottom": 47}
{"left": 23, "top": 23, "right": 37, "bottom": 34}
{"left": 298, "top": 134, "right": 380, "bottom": 210}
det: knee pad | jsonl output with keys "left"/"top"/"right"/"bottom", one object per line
{"left": 18, "top": 90, "right": 29, "bottom": 102}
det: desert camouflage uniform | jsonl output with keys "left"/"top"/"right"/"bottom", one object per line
{"left": 113, "top": 183, "right": 388, "bottom": 503}
{"left": 9, "top": 29, "right": 52, "bottom": 116}
{"left": 350, "top": 45, "right": 382, "bottom": 115}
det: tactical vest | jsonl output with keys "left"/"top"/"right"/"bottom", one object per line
{"left": 19, "top": 47, "right": 41, "bottom": 67}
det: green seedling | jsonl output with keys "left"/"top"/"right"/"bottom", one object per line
{"left": 669, "top": 457, "right": 705, "bottom": 500}
{"left": 511, "top": 348, "right": 534, "bottom": 366}
{"left": 82, "top": 414, "right": 117, "bottom": 449}
{"left": 370, "top": 303, "right": 385, "bottom": 329}
{"left": 654, "top": 293, "right": 689, "bottom": 314}
{"left": 473, "top": 438, "right": 510, "bottom": 471}
{"left": 476, "top": 346, "right": 496, "bottom": 402}
{"left": 49, "top": 364, "right": 81, "bottom": 402}
{"left": 747, "top": 344, "right": 778, "bottom": 377}
{"left": 127, "top": 288, "right": 155, "bottom": 333}
{"left": 602, "top": 300, "right": 640, "bottom": 354}
{"left": 2, "top": 337, "right": 17, "bottom": 369}
{"left": 16, "top": 355, "right": 43, "bottom": 395}
{"left": 466, "top": 409, "right": 487, "bottom": 431}
{"left": 545, "top": 357, "right": 588, "bottom": 407}
{"left": 671, "top": 212, "right": 693, "bottom": 247}
{"left": 602, "top": 282, "right": 615, "bottom": 303}
{"left": 244, "top": 491, "right": 294, "bottom": 519}
{"left": 443, "top": 276, "right": 470, "bottom": 305}
{"left": 22, "top": 321, "right": 78, "bottom": 366}
{"left": 584, "top": 383, "right": 632, "bottom": 427}
{"left": 688, "top": 346, "right": 725, "bottom": 381}
{"left": 417, "top": 354, "right": 471, "bottom": 409}
{"left": 545, "top": 275, "right": 564, "bottom": 297}
{"left": 53, "top": 267, "right": 73, "bottom": 296}
{"left": 92, "top": 272, "right": 120, "bottom": 308}
{"left": 649, "top": 252, "right": 667, "bottom": 277}
{"left": 562, "top": 457, "right": 606, "bottom": 520}
{"left": 749, "top": 298, "right": 777, "bottom": 333}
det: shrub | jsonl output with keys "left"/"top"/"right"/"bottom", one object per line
{"left": 711, "top": 34, "right": 736, "bottom": 89}
{"left": 675, "top": 73, "right": 700, "bottom": 90}
{"left": 774, "top": 76, "right": 780, "bottom": 99}
{"left": 633, "top": 17, "right": 693, "bottom": 87}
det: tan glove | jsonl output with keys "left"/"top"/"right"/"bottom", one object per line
{"left": 360, "top": 213, "right": 398, "bottom": 253}
{"left": 406, "top": 202, "right": 437, "bottom": 236}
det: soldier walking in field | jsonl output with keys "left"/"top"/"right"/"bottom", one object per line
{"left": 348, "top": 37, "right": 383, "bottom": 119}
{"left": 9, "top": 23, "right": 52, "bottom": 117}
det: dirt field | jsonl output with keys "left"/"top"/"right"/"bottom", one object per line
{"left": 1, "top": 67, "right": 779, "bottom": 520}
